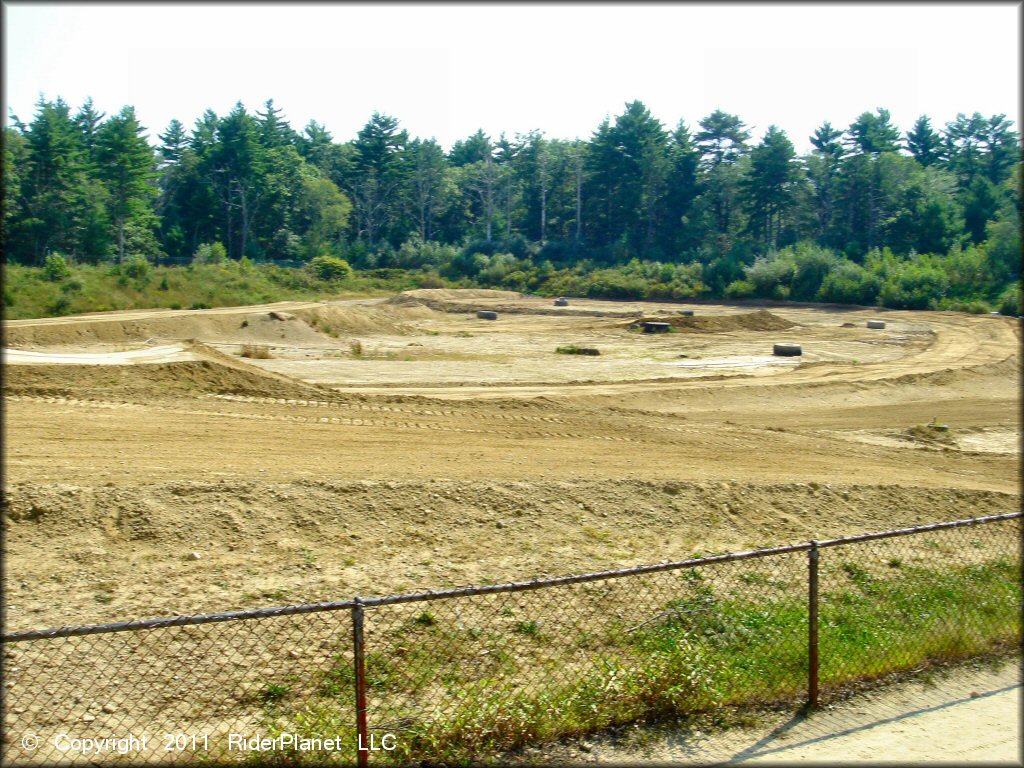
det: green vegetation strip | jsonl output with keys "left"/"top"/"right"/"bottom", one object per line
{"left": 245, "top": 557, "right": 1018, "bottom": 765}
{"left": 3, "top": 260, "right": 427, "bottom": 320}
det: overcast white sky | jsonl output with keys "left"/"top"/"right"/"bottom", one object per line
{"left": 3, "top": 2, "right": 1020, "bottom": 153}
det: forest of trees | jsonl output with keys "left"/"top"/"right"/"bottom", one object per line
{"left": 3, "top": 97, "right": 1021, "bottom": 315}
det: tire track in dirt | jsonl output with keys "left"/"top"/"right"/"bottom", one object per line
{"left": 6, "top": 394, "right": 663, "bottom": 444}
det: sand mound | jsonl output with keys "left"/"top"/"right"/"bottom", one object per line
{"left": 629, "top": 310, "right": 796, "bottom": 333}
{"left": 882, "top": 355, "right": 1019, "bottom": 388}
{"left": 291, "top": 303, "right": 434, "bottom": 335}
{"left": 2, "top": 302, "right": 436, "bottom": 349}
{"left": 4, "top": 309, "right": 323, "bottom": 348}
{"left": 387, "top": 288, "right": 530, "bottom": 314}
{"left": 3, "top": 352, "right": 335, "bottom": 401}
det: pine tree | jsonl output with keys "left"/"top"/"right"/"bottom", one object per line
{"left": 256, "top": 99, "right": 298, "bottom": 149}
{"left": 74, "top": 97, "right": 106, "bottom": 165}
{"left": 405, "top": 138, "right": 448, "bottom": 242}
{"left": 22, "top": 97, "right": 91, "bottom": 260}
{"left": 905, "top": 115, "right": 944, "bottom": 167}
{"left": 347, "top": 113, "right": 408, "bottom": 246}
{"left": 158, "top": 119, "right": 188, "bottom": 166}
{"left": 696, "top": 110, "right": 751, "bottom": 245}
{"left": 846, "top": 108, "right": 901, "bottom": 155}
{"left": 742, "top": 126, "right": 800, "bottom": 250}
{"left": 95, "top": 105, "right": 158, "bottom": 262}
{"left": 807, "top": 122, "right": 845, "bottom": 246}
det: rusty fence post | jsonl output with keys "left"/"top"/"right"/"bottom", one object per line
{"left": 807, "top": 540, "right": 820, "bottom": 710}
{"left": 353, "top": 597, "right": 369, "bottom": 768}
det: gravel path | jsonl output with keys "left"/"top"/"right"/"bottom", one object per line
{"left": 526, "top": 658, "right": 1020, "bottom": 764}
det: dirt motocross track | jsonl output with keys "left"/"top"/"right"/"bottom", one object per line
{"left": 3, "top": 290, "right": 1020, "bottom": 632}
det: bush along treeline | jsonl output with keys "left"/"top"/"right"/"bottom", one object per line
{"left": 3, "top": 97, "right": 1021, "bottom": 317}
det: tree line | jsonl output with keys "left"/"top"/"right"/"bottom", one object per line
{"left": 3, "top": 97, "right": 1020, "bottom": 312}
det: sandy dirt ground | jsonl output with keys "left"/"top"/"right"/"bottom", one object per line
{"left": 2, "top": 290, "right": 1020, "bottom": 763}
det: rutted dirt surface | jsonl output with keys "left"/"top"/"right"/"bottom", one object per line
{"left": 2, "top": 291, "right": 1020, "bottom": 762}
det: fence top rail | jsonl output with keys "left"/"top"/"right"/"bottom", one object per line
{"left": 3, "top": 511, "right": 1018, "bottom": 642}
{"left": 1, "top": 597, "right": 357, "bottom": 642}
{"left": 814, "top": 510, "right": 1021, "bottom": 549}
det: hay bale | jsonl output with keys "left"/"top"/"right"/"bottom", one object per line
{"left": 866, "top": 320, "right": 886, "bottom": 329}
{"left": 642, "top": 322, "right": 671, "bottom": 333}
{"left": 554, "top": 298, "right": 569, "bottom": 307}
{"left": 268, "top": 311, "right": 295, "bottom": 321}
{"left": 773, "top": 343, "right": 802, "bottom": 357}
{"left": 476, "top": 310, "right": 498, "bottom": 320}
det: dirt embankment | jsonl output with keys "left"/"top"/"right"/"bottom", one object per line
{"left": 3, "top": 478, "right": 1017, "bottom": 630}
{"left": 2, "top": 358, "right": 337, "bottom": 400}
{"left": 3, "top": 302, "right": 432, "bottom": 349}
{"left": 629, "top": 309, "right": 797, "bottom": 333}
{"left": 388, "top": 289, "right": 645, "bottom": 318}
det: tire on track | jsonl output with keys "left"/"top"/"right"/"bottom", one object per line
{"left": 773, "top": 343, "right": 802, "bottom": 356}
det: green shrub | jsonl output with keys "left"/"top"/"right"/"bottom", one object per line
{"left": 997, "top": 283, "right": 1021, "bottom": 316}
{"left": 122, "top": 256, "right": 151, "bottom": 280}
{"left": 48, "top": 296, "right": 72, "bottom": 316}
{"left": 193, "top": 242, "right": 227, "bottom": 265}
{"left": 789, "top": 243, "right": 840, "bottom": 301}
{"left": 879, "top": 265, "right": 950, "bottom": 310}
{"left": 61, "top": 277, "right": 84, "bottom": 294}
{"left": 746, "top": 253, "right": 796, "bottom": 297}
{"left": 817, "top": 261, "right": 882, "bottom": 305}
{"left": 308, "top": 254, "right": 353, "bottom": 281}
{"left": 723, "top": 279, "right": 756, "bottom": 298}
{"left": 936, "top": 298, "right": 991, "bottom": 314}
{"left": 43, "top": 253, "right": 72, "bottom": 282}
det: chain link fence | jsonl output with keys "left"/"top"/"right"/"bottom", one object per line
{"left": 3, "top": 512, "right": 1019, "bottom": 766}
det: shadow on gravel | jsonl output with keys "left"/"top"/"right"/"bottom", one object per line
{"left": 520, "top": 658, "right": 1020, "bottom": 765}
{"left": 726, "top": 682, "right": 1019, "bottom": 763}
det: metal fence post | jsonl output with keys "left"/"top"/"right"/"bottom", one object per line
{"left": 807, "top": 540, "right": 820, "bottom": 710}
{"left": 353, "top": 597, "right": 369, "bottom": 768}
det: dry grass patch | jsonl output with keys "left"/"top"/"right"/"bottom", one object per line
{"left": 240, "top": 344, "right": 273, "bottom": 359}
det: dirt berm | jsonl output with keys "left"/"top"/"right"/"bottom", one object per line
{"left": 388, "top": 289, "right": 644, "bottom": 318}
{"left": 3, "top": 478, "right": 1018, "bottom": 629}
{"left": 3, "top": 341, "right": 340, "bottom": 400}
{"left": 4, "top": 303, "right": 432, "bottom": 348}
{"left": 629, "top": 309, "right": 796, "bottom": 333}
